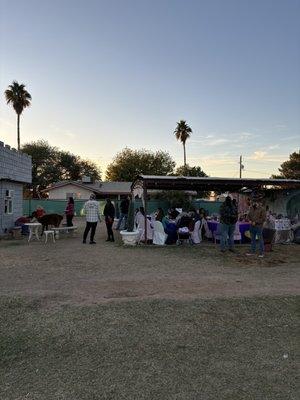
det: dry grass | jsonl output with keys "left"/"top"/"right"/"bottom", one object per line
{"left": 0, "top": 296, "right": 299, "bottom": 400}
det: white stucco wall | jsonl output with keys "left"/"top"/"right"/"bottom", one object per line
{"left": 48, "top": 184, "right": 93, "bottom": 200}
{"left": 0, "top": 181, "right": 23, "bottom": 234}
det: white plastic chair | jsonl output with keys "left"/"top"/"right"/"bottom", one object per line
{"left": 202, "top": 219, "right": 212, "bottom": 239}
{"left": 233, "top": 223, "right": 242, "bottom": 243}
{"left": 191, "top": 220, "right": 201, "bottom": 244}
{"left": 213, "top": 223, "right": 222, "bottom": 243}
{"left": 153, "top": 221, "right": 167, "bottom": 245}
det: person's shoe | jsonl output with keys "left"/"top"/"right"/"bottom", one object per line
{"left": 111, "top": 238, "right": 115, "bottom": 242}
{"left": 229, "top": 248, "right": 236, "bottom": 253}
{"left": 82, "top": 240, "right": 86, "bottom": 244}
{"left": 246, "top": 253, "right": 254, "bottom": 256}
{"left": 258, "top": 254, "right": 264, "bottom": 258}
{"left": 220, "top": 249, "right": 226, "bottom": 253}
{"left": 90, "top": 241, "right": 96, "bottom": 244}
{"left": 106, "top": 238, "right": 110, "bottom": 242}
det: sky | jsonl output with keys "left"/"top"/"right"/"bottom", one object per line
{"left": 0, "top": 0, "right": 299, "bottom": 179}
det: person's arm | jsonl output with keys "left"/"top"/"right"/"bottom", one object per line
{"left": 219, "top": 205, "right": 225, "bottom": 221}
{"left": 247, "top": 209, "right": 253, "bottom": 222}
{"left": 259, "top": 209, "right": 266, "bottom": 225}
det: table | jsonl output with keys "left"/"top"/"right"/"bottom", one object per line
{"left": 207, "top": 221, "right": 250, "bottom": 243}
{"left": 274, "top": 219, "right": 292, "bottom": 244}
{"left": 24, "top": 223, "right": 42, "bottom": 242}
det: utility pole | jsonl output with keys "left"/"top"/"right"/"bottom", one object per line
{"left": 239, "top": 155, "right": 244, "bottom": 178}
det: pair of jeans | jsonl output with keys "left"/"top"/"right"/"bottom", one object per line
{"left": 116, "top": 213, "right": 127, "bottom": 230}
{"left": 220, "top": 223, "right": 235, "bottom": 250}
{"left": 250, "top": 225, "right": 264, "bottom": 254}
{"left": 83, "top": 222, "right": 97, "bottom": 242}
{"left": 106, "top": 220, "right": 114, "bottom": 240}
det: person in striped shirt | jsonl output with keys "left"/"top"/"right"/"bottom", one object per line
{"left": 82, "top": 193, "right": 101, "bottom": 244}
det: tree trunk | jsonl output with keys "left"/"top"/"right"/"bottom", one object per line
{"left": 17, "top": 113, "right": 20, "bottom": 151}
{"left": 183, "top": 142, "right": 186, "bottom": 166}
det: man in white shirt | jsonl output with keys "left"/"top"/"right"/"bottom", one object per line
{"left": 82, "top": 193, "right": 101, "bottom": 244}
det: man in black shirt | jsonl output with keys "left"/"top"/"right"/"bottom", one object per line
{"left": 219, "top": 196, "right": 238, "bottom": 252}
{"left": 103, "top": 198, "right": 115, "bottom": 242}
{"left": 116, "top": 196, "right": 129, "bottom": 230}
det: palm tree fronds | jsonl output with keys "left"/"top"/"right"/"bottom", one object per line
{"left": 173, "top": 119, "right": 193, "bottom": 166}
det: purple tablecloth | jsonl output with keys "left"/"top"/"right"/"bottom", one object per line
{"left": 207, "top": 221, "right": 250, "bottom": 243}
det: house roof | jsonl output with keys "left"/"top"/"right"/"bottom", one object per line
{"left": 132, "top": 175, "right": 300, "bottom": 192}
{"left": 43, "top": 180, "right": 131, "bottom": 195}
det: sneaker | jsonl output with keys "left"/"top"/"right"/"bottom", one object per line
{"left": 90, "top": 241, "right": 96, "bottom": 244}
{"left": 258, "top": 254, "right": 264, "bottom": 258}
{"left": 246, "top": 253, "right": 254, "bottom": 256}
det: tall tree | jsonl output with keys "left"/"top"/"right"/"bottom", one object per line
{"left": 106, "top": 148, "right": 175, "bottom": 181}
{"left": 4, "top": 81, "right": 32, "bottom": 150}
{"left": 174, "top": 164, "right": 209, "bottom": 198}
{"left": 22, "top": 140, "right": 101, "bottom": 197}
{"left": 174, "top": 164, "right": 207, "bottom": 177}
{"left": 272, "top": 150, "right": 300, "bottom": 179}
{"left": 174, "top": 120, "right": 192, "bottom": 166}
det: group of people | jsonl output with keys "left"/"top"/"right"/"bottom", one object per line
{"left": 82, "top": 194, "right": 116, "bottom": 244}
{"left": 132, "top": 197, "right": 267, "bottom": 256}
{"left": 219, "top": 196, "right": 266, "bottom": 257}
{"left": 133, "top": 205, "right": 210, "bottom": 245}
{"left": 35, "top": 193, "right": 268, "bottom": 256}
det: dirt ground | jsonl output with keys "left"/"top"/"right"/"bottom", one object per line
{"left": 1, "top": 217, "right": 299, "bottom": 307}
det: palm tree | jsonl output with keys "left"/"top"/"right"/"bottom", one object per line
{"left": 5, "top": 81, "right": 32, "bottom": 150}
{"left": 174, "top": 120, "right": 192, "bottom": 166}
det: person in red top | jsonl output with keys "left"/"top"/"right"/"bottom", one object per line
{"left": 35, "top": 205, "right": 45, "bottom": 219}
{"left": 65, "top": 197, "right": 75, "bottom": 227}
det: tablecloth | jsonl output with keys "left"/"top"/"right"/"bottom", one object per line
{"left": 207, "top": 221, "right": 250, "bottom": 243}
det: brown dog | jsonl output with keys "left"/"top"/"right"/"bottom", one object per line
{"left": 31, "top": 212, "right": 63, "bottom": 234}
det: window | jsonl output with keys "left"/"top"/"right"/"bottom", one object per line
{"left": 5, "top": 189, "right": 14, "bottom": 198}
{"left": 4, "top": 199, "right": 13, "bottom": 214}
{"left": 66, "top": 192, "right": 81, "bottom": 199}
{"left": 4, "top": 190, "right": 14, "bottom": 214}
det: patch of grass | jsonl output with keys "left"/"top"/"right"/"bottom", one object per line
{"left": 0, "top": 296, "right": 298, "bottom": 400}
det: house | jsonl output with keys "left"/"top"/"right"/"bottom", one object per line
{"left": 0, "top": 141, "right": 32, "bottom": 234}
{"left": 43, "top": 179, "right": 132, "bottom": 200}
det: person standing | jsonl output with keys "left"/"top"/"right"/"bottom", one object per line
{"left": 116, "top": 196, "right": 129, "bottom": 230}
{"left": 103, "top": 198, "right": 115, "bottom": 242}
{"left": 247, "top": 201, "right": 266, "bottom": 257}
{"left": 219, "top": 196, "right": 238, "bottom": 252}
{"left": 65, "top": 197, "right": 75, "bottom": 227}
{"left": 82, "top": 193, "right": 101, "bottom": 244}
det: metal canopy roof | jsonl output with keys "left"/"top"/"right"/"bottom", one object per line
{"left": 131, "top": 175, "right": 300, "bottom": 192}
